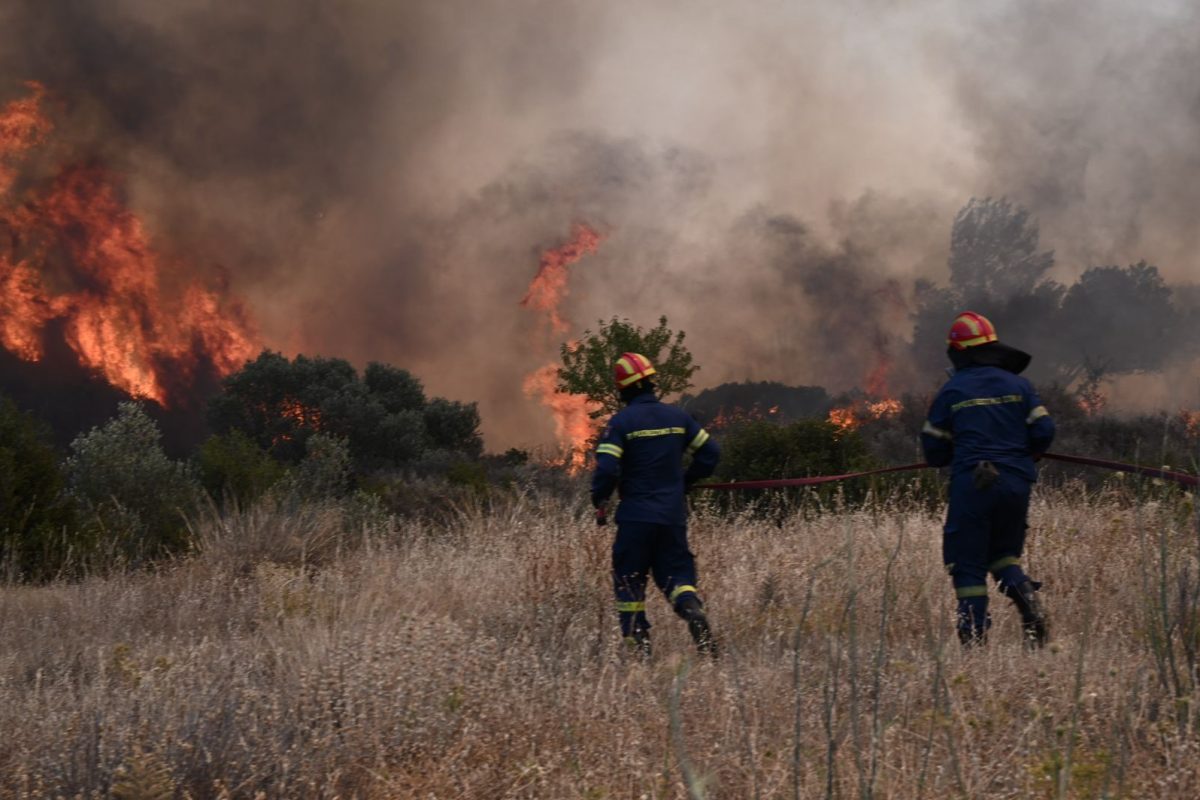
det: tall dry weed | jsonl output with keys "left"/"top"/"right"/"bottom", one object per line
{"left": 1, "top": 484, "right": 1198, "bottom": 797}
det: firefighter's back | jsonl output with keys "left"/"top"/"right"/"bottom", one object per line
{"left": 610, "top": 395, "right": 692, "bottom": 524}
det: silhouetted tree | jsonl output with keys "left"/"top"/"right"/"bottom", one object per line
{"left": 949, "top": 197, "right": 1055, "bottom": 304}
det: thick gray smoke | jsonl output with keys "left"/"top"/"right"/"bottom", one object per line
{"left": 1, "top": 0, "right": 1198, "bottom": 448}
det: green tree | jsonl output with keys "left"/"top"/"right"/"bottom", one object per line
{"left": 949, "top": 197, "right": 1055, "bottom": 304}
{"left": 208, "top": 352, "right": 482, "bottom": 471}
{"left": 556, "top": 316, "right": 697, "bottom": 419}
{"left": 66, "top": 402, "right": 201, "bottom": 560}
{"left": 196, "top": 430, "right": 286, "bottom": 507}
{"left": 716, "top": 419, "right": 873, "bottom": 482}
{"left": 0, "top": 395, "right": 76, "bottom": 580}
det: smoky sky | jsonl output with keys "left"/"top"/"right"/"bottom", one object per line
{"left": 1, "top": 0, "right": 1198, "bottom": 448}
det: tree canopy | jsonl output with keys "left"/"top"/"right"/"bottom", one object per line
{"left": 208, "top": 352, "right": 482, "bottom": 471}
{"left": 556, "top": 316, "right": 697, "bottom": 419}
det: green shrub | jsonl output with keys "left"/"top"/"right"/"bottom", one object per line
{"left": 0, "top": 396, "right": 77, "bottom": 580}
{"left": 66, "top": 403, "right": 201, "bottom": 562}
{"left": 196, "top": 430, "right": 286, "bottom": 507}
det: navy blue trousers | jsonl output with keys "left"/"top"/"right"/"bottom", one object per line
{"left": 612, "top": 521, "right": 700, "bottom": 638}
{"left": 943, "top": 469, "right": 1035, "bottom": 637}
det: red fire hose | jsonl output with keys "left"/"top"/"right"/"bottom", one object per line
{"left": 695, "top": 452, "right": 1199, "bottom": 491}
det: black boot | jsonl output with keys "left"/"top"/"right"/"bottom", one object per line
{"left": 676, "top": 595, "right": 718, "bottom": 658}
{"left": 1005, "top": 580, "right": 1048, "bottom": 649}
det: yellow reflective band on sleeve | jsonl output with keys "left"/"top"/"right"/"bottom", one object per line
{"left": 596, "top": 443, "right": 624, "bottom": 459}
{"left": 668, "top": 585, "right": 698, "bottom": 604}
{"left": 1026, "top": 405, "right": 1049, "bottom": 424}
{"left": 687, "top": 429, "right": 710, "bottom": 453}
{"left": 922, "top": 421, "right": 953, "bottom": 441}
{"left": 626, "top": 427, "right": 686, "bottom": 439}
{"left": 955, "top": 585, "right": 989, "bottom": 598}
{"left": 988, "top": 556, "right": 1020, "bottom": 571}
{"left": 616, "top": 601, "right": 646, "bottom": 613}
{"left": 950, "top": 394, "right": 1023, "bottom": 413}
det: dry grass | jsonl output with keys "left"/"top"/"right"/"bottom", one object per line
{"left": 2, "top": 484, "right": 1199, "bottom": 798}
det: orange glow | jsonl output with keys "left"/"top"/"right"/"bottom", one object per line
{"left": 1077, "top": 392, "right": 1106, "bottom": 417}
{"left": 518, "top": 223, "right": 604, "bottom": 468}
{"left": 709, "top": 404, "right": 784, "bottom": 431}
{"left": 828, "top": 353, "right": 903, "bottom": 433}
{"left": 519, "top": 223, "right": 601, "bottom": 334}
{"left": 0, "top": 81, "right": 52, "bottom": 195}
{"left": 0, "top": 83, "right": 259, "bottom": 406}
{"left": 1179, "top": 410, "right": 1200, "bottom": 440}
{"left": 523, "top": 363, "right": 599, "bottom": 472}
{"left": 828, "top": 405, "right": 859, "bottom": 433}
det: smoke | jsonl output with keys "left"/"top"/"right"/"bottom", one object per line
{"left": 1, "top": 0, "right": 1198, "bottom": 449}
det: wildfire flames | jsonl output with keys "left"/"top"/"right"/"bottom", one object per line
{"left": 828, "top": 353, "right": 902, "bottom": 432}
{"left": 519, "top": 223, "right": 601, "bottom": 335}
{"left": 1179, "top": 409, "right": 1200, "bottom": 440}
{"left": 522, "top": 364, "right": 597, "bottom": 470}
{"left": 828, "top": 397, "right": 902, "bottom": 433}
{"left": 519, "top": 224, "right": 604, "bottom": 469}
{"left": 708, "top": 403, "right": 780, "bottom": 431}
{"left": 0, "top": 82, "right": 258, "bottom": 406}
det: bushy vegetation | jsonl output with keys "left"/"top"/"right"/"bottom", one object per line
{"left": 65, "top": 402, "right": 202, "bottom": 563}
{"left": 557, "top": 316, "right": 697, "bottom": 418}
{"left": 207, "top": 352, "right": 482, "bottom": 470}
{"left": 0, "top": 396, "right": 75, "bottom": 580}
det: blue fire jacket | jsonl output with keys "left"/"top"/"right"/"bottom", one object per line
{"left": 591, "top": 393, "right": 720, "bottom": 525}
{"left": 921, "top": 364, "right": 1055, "bottom": 481}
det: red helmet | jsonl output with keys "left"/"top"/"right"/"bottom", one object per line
{"left": 947, "top": 311, "right": 999, "bottom": 351}
{"left": 614, "top": 352, "right": 657, "bottom": 388}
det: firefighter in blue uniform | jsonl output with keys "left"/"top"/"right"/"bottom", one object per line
{"left": 921, "top": 312, "right": 1056, "bottom": 647}
{"left": 591, "top": 352, "right": 721, "bottom": 658}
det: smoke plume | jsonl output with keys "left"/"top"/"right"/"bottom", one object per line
{"left": 1, "top": 0, "right": 1198, "bottom": 449}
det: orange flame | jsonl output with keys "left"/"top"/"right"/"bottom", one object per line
{"left": 708, "top": 404, "right": 783, "bottom": 431}
{"left": 518, "top": 224, "right": 605, "bottom": 469}
{"left": 828, "top": 350, "right": 902, "bottom": 433}
{"left": 1077, "top": 392, "right": 1107, "bottom": 417}
{"left": 0, "top": 83, "right": 259, "bottom": 406}
{"left": 519, "top": 223, "right": 601, "bottom": 334}
{"left": 1178, "top": 409, "right": 1200, "bottom": 440}
{"left": 522, "top": 364, "right": 599, "bottom": 471}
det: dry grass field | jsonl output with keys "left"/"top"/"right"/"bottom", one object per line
{"left": 2, "top": 484, "right": 1199, "bottom": 799}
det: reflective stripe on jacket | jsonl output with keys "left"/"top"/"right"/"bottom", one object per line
{"left": 591, "top": 393, "right": 720, "bottom": 524}
{"left": 921, "top": 364, "right": 1055, "bottom": 481}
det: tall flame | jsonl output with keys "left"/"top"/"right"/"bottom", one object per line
{"left": 519, "top": 223, "right": 600, "bottom": 334}
{"left": 520, "top": 224, "right": 604, "bottom": 468}
{"left": 522, "top": 364, "right": 597, "bottom": 471}
{"left": 0, "top": 83, "right": 259, "bottom": 406}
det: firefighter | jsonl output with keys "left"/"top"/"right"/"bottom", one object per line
{"left": 591, "top": 352, "right": 721, "bottom": 658}
{"left": 920, "top": 312, "right": 1056, "bottom": 647}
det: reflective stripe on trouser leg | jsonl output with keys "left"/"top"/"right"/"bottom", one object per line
{"left": 614, "top": 574, "right": 650, "bottom": 638}
{"left": 989, "top": 557, "right": 1030, "bottom": 593}
{"left": 668, "top": 584, "right": 698, "bottom": 605}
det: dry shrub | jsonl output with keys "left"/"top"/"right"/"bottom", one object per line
{"left": 1, "top": 485, "right": 1199, "bottom": 798}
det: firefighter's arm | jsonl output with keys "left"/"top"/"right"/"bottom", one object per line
{"left": 683, "top": 421, "right": 719, "bottom": 488}
{"left": 920, "top": 389, "right": 954, "bottom": 467}
{"left": 1024, "top": 386, "right": 1055, "bottom": 456}
{"left": 591, "top": 419, "right": 624, "bottom": 509}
